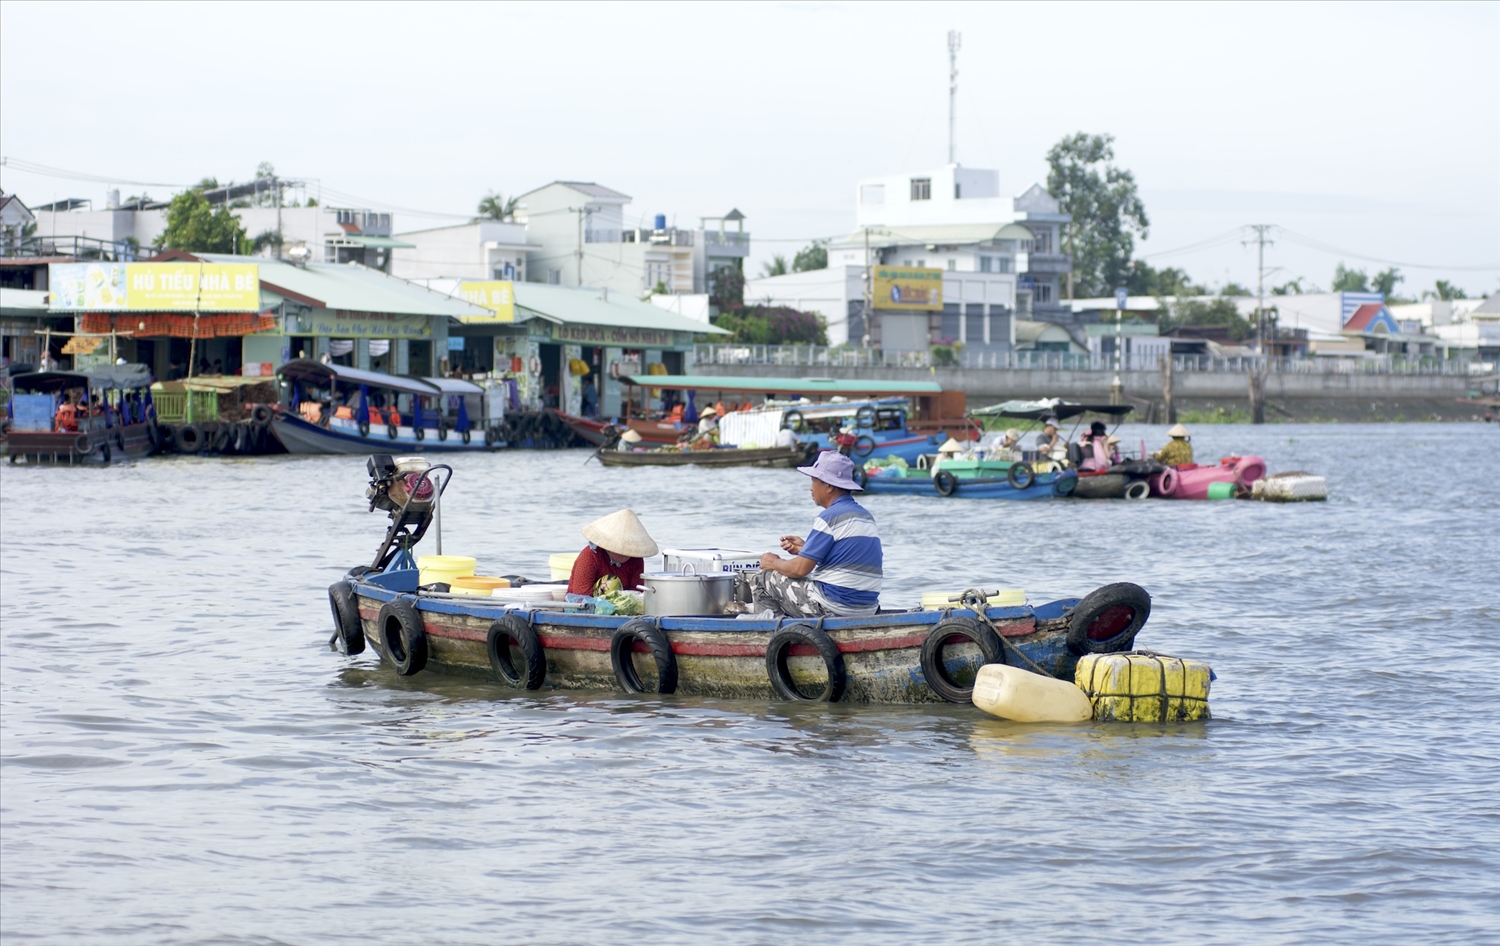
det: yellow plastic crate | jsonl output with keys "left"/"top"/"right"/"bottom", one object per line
{"left": 1075, "top": 652, "right": 1213, "bottom": 722}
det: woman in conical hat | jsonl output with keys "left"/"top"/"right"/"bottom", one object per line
{"left": 937, "top": 437, "right": 965, "bottom": 454}
{"left": 1153, "top": 423, "right": 1194, "bottom": 466}
{"left": 568, "top": 509, "right": 659, "bottom": 596}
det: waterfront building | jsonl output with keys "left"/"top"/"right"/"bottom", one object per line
{"left": 744, "top": 165, "right": 1070, "bottom": 352}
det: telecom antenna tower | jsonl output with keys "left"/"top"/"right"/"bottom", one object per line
{"left": 948, "top": 30, "right": 961, "bottom": 164}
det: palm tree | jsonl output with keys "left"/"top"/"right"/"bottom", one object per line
{"left": 760, "top": 255, "right": 788, "bottom": 278}
{"left": 476, "top": 191, "right": 519, "bottom": 222}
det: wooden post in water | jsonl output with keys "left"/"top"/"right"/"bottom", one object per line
{"left": 1248, "top": 364, "right": 1266, "bottom": 424}
{"left": 1159, "top": 354, "right": 1176, "bottom": 425}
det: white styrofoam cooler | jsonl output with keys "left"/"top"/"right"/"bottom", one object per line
{"left": 660, "top": 548, "right": 763, "bottom": 574}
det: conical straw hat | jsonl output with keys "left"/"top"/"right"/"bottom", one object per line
{"left": 1168, "top": 423, "right": 1190, "bottom": 438}
{"left": 620, "top": 429, "right": 643, "bottom": 443}
{"left": 937, "top": 437, "right": 965, "bottom": 454}
{"left": 581, "top": 509, "right": 658, "bottom": 558}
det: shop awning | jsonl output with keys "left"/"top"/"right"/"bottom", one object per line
{"left": 277, "top": 358, "right": 441, "bottom": 395}
{"left": 80, "top": 312, "right": 277, "bottom": 339}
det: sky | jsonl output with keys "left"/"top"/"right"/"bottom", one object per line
{"left": 2, "top": 0, "right": 1497, "bottom": 299}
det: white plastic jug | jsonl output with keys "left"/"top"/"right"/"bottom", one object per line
{"left": 971, "top": 664, "right": 1093, "bottom": 722}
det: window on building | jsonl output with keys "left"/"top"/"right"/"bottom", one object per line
{"left": 1035, "top": 283, "right": 1052, "bottom": 304}
{"left": 947, "top": 260, "right": 956, "bottom": 271}
{"left": 980, "top": 256, "right": 993, "bottom": 273}
{"left": 917, "top": 259, "right": 926, "bottom": 268}
{"left": 1032, "top": 229, "right": 1052, "bottom": 254}
{"left": 548, "top": 269, "right": 561, "bottom": 285}
{"left": 966, "top": 304, "right": 985, "bottom": 344}
{"left": 941, "top": 304, "right": 961, "bottom": 340}
{"left": 955, "top": 183, "right": 962, "bottom": 199}
{"left": 910, "top": 178, "right": 931, "bottom": 201}
{"left": 998, "top": 256, "right": 1013, "bottom": 274}
{"left": 903, "top": 259, "right": 913, "bottom": 267}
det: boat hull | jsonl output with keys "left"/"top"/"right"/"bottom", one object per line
{"left": 350, "top": 579, "right": 1085, "bottom": 704}
{"left": 271, "top": 412, "right": 502, "bottom": 455}
{"left": 5, "top": 422, "right": 155, "bottom": 464}
{"left": 861, "top": 468, "right": 1065, "bottom": 500}
{"left": 1170, "top": 456, "right": 1267, "bottom": 499}
{"left": 598, "top": 445, "right": 815, "bottom": 468}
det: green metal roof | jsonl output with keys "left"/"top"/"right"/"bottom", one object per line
{"left": 512, "top": 284, "right": 729, "bottom": 335}
{"left": 620, "top": 374, "right": 943, "bottom": 395}
{"left": 195, "top": 254, "right": 490, "bottom": 319}
{"left": 340, "top": 235, "right": 416, "bottom": 249}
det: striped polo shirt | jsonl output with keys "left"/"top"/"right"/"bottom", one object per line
{"left": 799, "top": 496, "right": 883, "bottom": 612}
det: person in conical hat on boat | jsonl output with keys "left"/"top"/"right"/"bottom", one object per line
{"left": 697, "top": 405, "right": 719, "bottom": 436}
{"left": 932, "top": 436, "right": 965, "bottom": 472}
{"left": 615, "top": 428, "right": 643, "bottom": 452}
{"left": 736, "top": 452, "right": 883, "bottom": 619}
{"left": 568, "top": 509, "right": 659, "bottom": 597}
{"left": 1152, "top": 423, "right": 1194, "bottom": 466}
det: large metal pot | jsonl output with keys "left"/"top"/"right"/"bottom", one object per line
{"left": 641, "top": 566, "right": 736, "bottom": 616}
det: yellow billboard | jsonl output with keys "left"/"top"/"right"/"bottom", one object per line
{"left": 457, "top": 280, "right": 515, "bottom": 322}
{"left": 49, "top": 262, "right": 260, "bottom": 311}
{"left": 872, "top": 266, "right": 943, "bottom": 310}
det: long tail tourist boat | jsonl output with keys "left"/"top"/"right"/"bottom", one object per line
{"left": 327, "top": 456, "right": 1154, "bottom": 704}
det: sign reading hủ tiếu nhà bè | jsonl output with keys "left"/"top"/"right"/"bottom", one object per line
{"left": 49, "top": 262, "right": 260, "bottom": 311}
{"left": 457, "top": 281, "right": 515, "bottom": 322}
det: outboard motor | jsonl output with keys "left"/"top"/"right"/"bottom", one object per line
{"left": 366, "top": 454, "right": 434, "bottom": 515}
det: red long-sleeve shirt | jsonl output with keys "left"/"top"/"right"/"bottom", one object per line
{"left": 567, "top": 544, "right": 645, "bottom": 596}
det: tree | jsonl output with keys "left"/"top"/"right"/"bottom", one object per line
{"left": 1160, "top": 297, "right": 1252, "bottom": 341}
{"left": 476, "top": 191, "right": 518, "bottom": 222}
{"left": 760, "top": 255, "right": 788, "bottom": 278}
{"left": 1219, "top": 282, "right": 1252, "bottom": 298}
{"left": 1372, "top": 267, "right": 1404, "bottom": 300}
{"left": 160, "top": 188, "right": 246, "bottom": 253}
{"left": 1331, "top": 262, "right": 1369, "bottom": 292}
{"left": 1429, "top": 280, "right": 1468, "bottom": 301}
{"left": 1272, "top": 277, "right": 1316, "bottom": 295}
{"left": 1046, "top": 132, "right": 1149, "bottom": 299}
{"left": 1124, "top": 261, "right": 1202, "bottom": 297}
{"left": 792, "top": 240, "right": 827, "bottom": 272}
{"left": 713, "top": 305, "right": 827, "bottom": 345}
{"left": 709, "top": 263, "right": 744, "bottom": 312}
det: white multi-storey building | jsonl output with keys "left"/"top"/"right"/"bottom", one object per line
{"left": 745, "top": 163, "right": 1071, "bottom": 350}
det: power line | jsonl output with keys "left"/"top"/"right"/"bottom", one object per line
{"left": 1, "top": 156, "right": 187, "bottom": 189}
{"left": 1274, "top": 227, "right": 1498, "bottom": 272}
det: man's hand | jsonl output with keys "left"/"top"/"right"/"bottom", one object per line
{"left": 779, "top": 534, "right": 804, "bottom": 554}
{"left": 760, "top": 552, "right": 784, "bottom": 571}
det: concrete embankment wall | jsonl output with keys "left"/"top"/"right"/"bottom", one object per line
{"left": 690, "top": 364, "right": 1477, "bottom": 422}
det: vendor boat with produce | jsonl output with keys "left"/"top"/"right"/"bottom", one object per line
{"left": 326, "top": 451, "right": 1157, "bottom": 704}
{"left": 557, "top": 374, "right": 957, "bottom": 463}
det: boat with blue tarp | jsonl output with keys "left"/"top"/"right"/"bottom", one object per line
{"left": 5, "top": 363, "right": 158, "bottom": 464}
{"left": 327, "top": 456, "right": 1154, "bottom": 704}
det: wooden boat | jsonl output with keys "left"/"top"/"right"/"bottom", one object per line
{"left": 5, "top": 364, "right": 157, "bottom": 464}
{"left": 327, "top": 458, "right": 1154, "bottom": 704}
{"left": 271, "top": 360, "right": 501, "bottom": 454}
{"left": 860, "top": 460, "right": 1077, "bottom": 500}
{"left": 596, "top": 443, "right": 817, "bottom": 468}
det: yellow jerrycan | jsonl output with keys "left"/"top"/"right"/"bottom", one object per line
{"left": 971, "top": 664, "right": 1093, "bottom": 722}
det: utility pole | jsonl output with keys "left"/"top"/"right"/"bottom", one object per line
{"left": 947, "top": 30, "right": 961, "bottom": 164}
{"left": 1244, "top": 224, "right": 1275, "bottom": 424}
{"left": 862, "top": 227, "right": 873, "bottom": 348}
{"left": 573, "top": 206, "right": 593, "bottom": 287}
{"left": 274, "top": 175, "right": 282, "bottom": 259}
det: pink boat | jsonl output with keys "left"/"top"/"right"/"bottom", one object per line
{"left": 1150, "top": 455, "right": 1266, "bottom": 500}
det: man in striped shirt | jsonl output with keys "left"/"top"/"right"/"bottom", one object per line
{"left": 746, "top": 452, "right": 883, "bottom": 618}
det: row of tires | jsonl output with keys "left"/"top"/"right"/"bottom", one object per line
{"left": 328, "top": 581, "right": 1149, "bottom": 704}
{"left": 153, "top": 418, "right": 277, "bottom": 456}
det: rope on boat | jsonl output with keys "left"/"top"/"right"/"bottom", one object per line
{"left": 955, "top": 588, "right": 1052, "bottom": 677}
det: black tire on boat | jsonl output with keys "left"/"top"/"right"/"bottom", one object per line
{"left": 851, "top": 465, "right": 868, "bottom": 488}
{"left": 99, "top": 442, "right": 112, "bottom": 464}
{"left": 175, "top": 423, "right": 205, "bottom": 455}
{"left": 358, "top": 419, "right": 371, "bottom": 438}
{"left": 147, "top": 421, "right": 163, "bottom": 453}
{"left": 212, "top": 424, "right": 232, "bottom": 453}
{"left": 1124, "top": 479, "right": 1151, "bottom": 500}
{"left": 934, "top": 470, "right": 958, "bottom": 497}
{"left": 378, "top": 598, "right": 427, "bottom": 675}
{"left": 234, "top": 422, "right": 251, "bottom": 454}
{"left": 781, "top": 410, "right": 804, "bottom": 432}
{"left": 387, "top": 423, "right": 399, "bottom": 440}
{"left": 765, "top": 624, "right": 846, "bottom": 702}
{"left": 1007, "top": 463, "right": 1035, "bottom": 490}
{"left": 1066, "top": 582, "right": 1151, "bottom": 656}
{"left": 921, "top": 617, "right": 1005, "bottom": 703}
{"left": 854, "top": 405, "right": 876, "bottom": 428}
{"left": 328, "top": 581, "right": 366, "bottom": 655}
{"left": 414, "top": 426, "right": 425, "bottom": 441}
{"left": 853, "top": 435, "right": 876, "bottom": 458}
{"left": 437, "top": 424, "right": 448, "bottom": 442}
{"left": 487, "top": 615, "right": 546, "bottom": 689}
{"left": 251, "top": 404, "right": 273, "bottom": 424}
{"left": 610, "top": 620, "right": 677, "bottom": 694}
{"left": 1053, "top": 471, "right": 1078, "bottom": 497}
{"left": 72, "top": 433, "right": 91, "bottom": 455}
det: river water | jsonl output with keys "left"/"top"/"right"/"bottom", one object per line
{"left": 2, "top": 422, "right": 1497, "bottom": 945}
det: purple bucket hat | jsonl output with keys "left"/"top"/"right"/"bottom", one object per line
{"left": 798, "top": 450, "right": 863, "bottom": 491}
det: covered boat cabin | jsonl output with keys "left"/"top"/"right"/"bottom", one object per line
{"left": 6, "top": 362, "right": 155, "bottom": 464}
